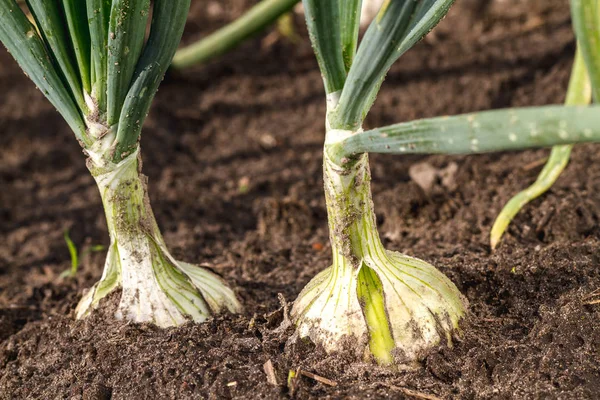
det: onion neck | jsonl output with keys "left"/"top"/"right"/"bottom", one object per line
{"left": 324, "top": 149, "right": 385, "bottom": 267}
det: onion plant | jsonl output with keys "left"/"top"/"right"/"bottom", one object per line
{"left": 293, "top": 0, "right": 600, "bottom": 365}
{"left": 490, "top": 0, "right": 598, "bottom": 249}
{"left": 0, "top": 0, "right": 241, "bottom": 326}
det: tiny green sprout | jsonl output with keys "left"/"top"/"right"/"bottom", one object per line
{"left": 293, "top": 0, "right": 600, "bottom": 366}
{"left": 287, "top": 369, "right": 297, "bottom": 387}
{"left": 287, "top": 369, "right": 298, "bottom": 396}
{"left": 0, "top": 0, "right": 241, "bottom": 326}
{"left": 60, "top": 229, "right": 105, "bottom": 279}
{"left": 62, "top": 229, "right": 79, "bottom": 278}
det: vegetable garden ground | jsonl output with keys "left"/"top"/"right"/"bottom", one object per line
{"left": 1, "top": 0, "right": 599, "bottom": 398}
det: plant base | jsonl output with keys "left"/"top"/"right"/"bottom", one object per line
{"left": 75, "top": 149, "right": 241, "bottom": 327}
{"left": 292, "top": 249, "right": 467, "bottom": 364}
{"left": 291, "top": 151, "right": 467, "bottom": 364}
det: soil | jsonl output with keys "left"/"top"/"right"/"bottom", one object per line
{"left": 1, "top": 0, "right": 599, "bottom": 399}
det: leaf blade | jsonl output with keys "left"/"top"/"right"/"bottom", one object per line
{"left": 332, "top": 0, "right": 454, "bottom": 130}
{"left": 25, "top": 0, "right": 86, "bottom": 109}
{"left": 0, "top": 0, "right": 88, "bottom": 143}
{"left": 303, "top": 0, "right": 346, "bottom": 97}
{"left": 571, "top": 0, "right": 600, "bottom": 101}
{"left": 114, "top": 0, "right": 191, "bottom": 161}
{"left": 490, "top": 46, "right": 592, "bottom": 248}
{"left": 87, "top": 0, "right": 111, "bottom": 115}
{"left": 340, "top": 0, "right": 362, "bottom": 72}
{"left": 331, "top": 0, "right": 418, "bottom": 130}
{"left": 329, "top": 105, "right": 600, "bottom": 162}
{"left": 62, "top": 0, "right": 92, "bottom": 94}
{"left": 107, "top": 0, "right": 151, "bottom": 126}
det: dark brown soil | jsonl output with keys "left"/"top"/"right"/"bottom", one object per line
{"left": 1, "top": 0, "right": 599, "bottom": 399}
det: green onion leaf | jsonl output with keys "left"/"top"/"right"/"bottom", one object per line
{"left": 87, "top": 0, "right": 111, "bottom": 114}
{"left": 328, "top": 105, "right": 600, "bottom": 163}
{"left": 571, "top": 0, "right": 600, "bottom": 101}
{"left": 397, "top": 0, "right": 455, "bottom": 57}
{"left": 302, "top": 0, "right": 347, "bottom": 96}
{"left": 490, "top": 145, "right": 573, "bottom": 249}
{"left": 340, "top": 0, "right": 362, "bottom": 72}
{"left": 0, "top": 0, "right": 88, "bottom": 144}
{"left": 332, "top": 0, "right": 455, "bottom": 130}
{"left": 114, "top": 0, "right": 191, "bottom": 161}
{"left": 62, "top": 0, "right": 92, "bottom": 95}
{"left": 107, "top": 0, "right": 151, "bottom": 126}
{"left": 172, "top": 0, "right": 299, "bottom": 70}
{"left": 25, "top": 0, "right": 86, "bottom": 110}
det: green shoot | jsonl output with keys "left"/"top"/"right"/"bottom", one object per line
{"left": 490, "top": 48, "right": 592, "bottom": 249}
{"left": 490, "top": 1, "right": 599, "bottom": 248}
{"left": 171, "top": 0, "right": 299, "bottom": 70}
{"left": 87, "top": 0, "right": 110, "bottom": 113}
{"left": 113, "top": 0, "right": 192, "bottom": 158}
{"left": 60, "top": 230, "right": 106, "bottom": 279}
{"left": 303, "top": 0, "right": 347, "bottom": 95}
{"left": 1, "top": 0, "right": 242, "bottom": 326}
{"left": 293, "top": 0, "right": 600, "bottom": 366}
{"left": 62, "top": 229, "right": 79, "bottom": 278}
{"left": 25, "top": 0, "right": 86, "bottom": 110}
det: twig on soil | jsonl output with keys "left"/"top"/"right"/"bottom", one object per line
{"left": 287, "top": 367, "right": 338, "bottom": 395}
{"left": 582, "top": 288, "right": 600, "bottom": 305}
{"left": 297, "top": 369, "right": 338, "bottom": 387}
{"left": 272, "top": 293, "right": 292, "bottom": 332}
{"left": 278, "top": 293, "right": 291, "bottom": 325}
{"left": 482, "top": 317, "right": 503, "bottom": 323}
{"left": 383, "top": 384, "right": 442, "bottom": 400}
{"left": 582, "top": 288, "right": 600, "bottom": 298}
{"left": 263, "top": 359, "right": 278, "bottom": 386}
{"left": 522, "top": 157, "right": 549, "bottom": 171}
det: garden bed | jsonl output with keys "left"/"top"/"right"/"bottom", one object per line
{"left": 1, "top": 0, "right": 599, "bottom": 398}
